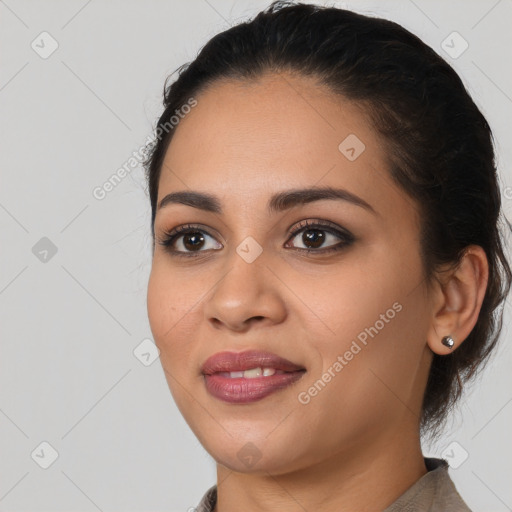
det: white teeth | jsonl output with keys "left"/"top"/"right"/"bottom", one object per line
{"left": 243, "top": 367, "right": 262, "bottom": 378}
{"left": 224, "top": 367, "right": 278, "bottom": 378}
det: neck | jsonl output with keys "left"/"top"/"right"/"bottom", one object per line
{"left": 214, "top": 423, "right": 427, "bottom": 512}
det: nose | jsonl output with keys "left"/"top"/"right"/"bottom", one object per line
{"left": 203, "top": 246, "right": 288, "bottom": 332}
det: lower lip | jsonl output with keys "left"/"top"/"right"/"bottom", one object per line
{"left": 203, "top": 371, "right": 306, "bottom": 404}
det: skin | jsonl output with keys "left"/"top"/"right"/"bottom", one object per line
{"left": 146, "top": 71, "right": 489, "bottom": 512}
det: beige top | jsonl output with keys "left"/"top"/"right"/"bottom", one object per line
{"left": 195, "top": 457, "right": 472, "bottom": 512}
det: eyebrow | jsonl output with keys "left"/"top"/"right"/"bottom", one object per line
{"left": 157, "top": 186, "right": 378, "bottom": 216}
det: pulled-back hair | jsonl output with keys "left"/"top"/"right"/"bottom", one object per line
{"left": 143, "top": 0, "right": 512, "bottom": 440}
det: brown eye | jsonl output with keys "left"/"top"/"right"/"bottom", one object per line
{"left": 299, "top": 229, "right": 325, "bottom": 249}
{"left": 285, "top": 219, "right": 355, "bottom": 253}
{"left": 158, "top": 225, "right": 223, "bottom": 256}
{"left": 181, "top": 232, "right": 206, "bottom": 251}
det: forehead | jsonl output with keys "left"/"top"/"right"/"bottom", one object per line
{"left": 156, "top": 72, "right": 416, "bottom": 224}
{"left": 165, "top": 72, "right": 377, "bottom": 172}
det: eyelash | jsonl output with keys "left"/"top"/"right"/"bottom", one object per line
{"left": 157, "top": 219, "right": 355, "bottom": 258}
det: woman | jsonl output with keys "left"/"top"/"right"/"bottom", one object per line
{"left": 143, "top": 1, "right": 511, "bottom": 510}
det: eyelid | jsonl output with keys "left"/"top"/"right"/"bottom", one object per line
{"left": 157, "top": 223, "right": 223, "bottom": 242}
{"left": 286, "top": 218, "right": 350, "bottom": 237}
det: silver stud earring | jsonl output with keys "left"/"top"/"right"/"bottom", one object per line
{"left": 441, "top": 335, "right": 455, "bottom": 349}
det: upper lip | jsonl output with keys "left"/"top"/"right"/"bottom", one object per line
{"left": 201, "top": 350, "right": 306, "bottom": 375}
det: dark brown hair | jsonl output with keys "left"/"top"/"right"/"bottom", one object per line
{"left": 143, "top": 0, "right": 512, "bottom": 440}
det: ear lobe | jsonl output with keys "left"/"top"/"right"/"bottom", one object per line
{"left": 426, "top": 245, "right": 489, "bottom": 356}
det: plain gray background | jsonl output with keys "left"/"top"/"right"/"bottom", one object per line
{"left": 1, "top": 0, "right": 511, "bottom": 510}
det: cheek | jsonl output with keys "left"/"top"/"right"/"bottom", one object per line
{"left": 288, "top": 252, "right": 396, "bottom": 337}
{"left": 147, "top": 264, "right": 197, "bottom": 364}
{"left": 147, "top": 266, "right": 173, "bottom": 340}
{"left": 147, "top": 266, "right": 204, "bottom": 418}
{"left": 295, "top": 248, "right": 428, "bottom": 398}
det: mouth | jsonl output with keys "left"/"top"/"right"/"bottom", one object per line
{"left": 201, "top": 349, "right": 306, "bottom": 375}
{"left": 215, "top": 367, "right": 292, "bottom": 378}
{"left": 201, "top": 350, "right": 306, "bottom": 404}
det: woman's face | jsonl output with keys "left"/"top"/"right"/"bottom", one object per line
{"left": 147, "top": 72, "right": 434, "bottom": 474}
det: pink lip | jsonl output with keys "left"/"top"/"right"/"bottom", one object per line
{"left": 201, "top": 350, "right": 306, "bottom": 404}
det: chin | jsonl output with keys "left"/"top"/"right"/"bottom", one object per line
{"left": 198, "top": 433, "right": 307, "bottom": 476}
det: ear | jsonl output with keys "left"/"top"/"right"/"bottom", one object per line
{"left": 426, "top": 245, "right": 489, "bottom": 355}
